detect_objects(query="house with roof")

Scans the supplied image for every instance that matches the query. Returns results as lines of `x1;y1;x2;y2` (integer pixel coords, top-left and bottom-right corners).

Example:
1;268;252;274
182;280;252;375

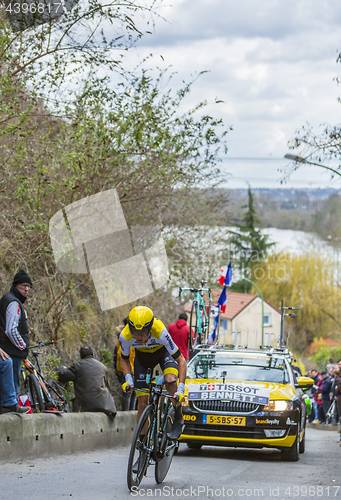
210;290;281;348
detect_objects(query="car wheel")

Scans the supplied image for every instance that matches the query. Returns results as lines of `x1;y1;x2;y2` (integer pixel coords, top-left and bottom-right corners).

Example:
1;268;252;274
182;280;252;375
299;424;306;454
187;443;202;449
281;424;300;462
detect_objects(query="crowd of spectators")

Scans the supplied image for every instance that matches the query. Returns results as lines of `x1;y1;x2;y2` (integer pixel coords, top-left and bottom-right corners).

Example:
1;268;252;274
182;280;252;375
306;359;341;424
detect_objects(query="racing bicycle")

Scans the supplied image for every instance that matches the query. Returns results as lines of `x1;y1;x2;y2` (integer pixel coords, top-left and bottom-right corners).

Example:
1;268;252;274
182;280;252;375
21;341;70;412
127;369;179;491
179;280;212;351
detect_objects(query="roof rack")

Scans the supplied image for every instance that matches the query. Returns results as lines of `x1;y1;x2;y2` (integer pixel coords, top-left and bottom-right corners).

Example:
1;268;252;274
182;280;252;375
192;343;290;357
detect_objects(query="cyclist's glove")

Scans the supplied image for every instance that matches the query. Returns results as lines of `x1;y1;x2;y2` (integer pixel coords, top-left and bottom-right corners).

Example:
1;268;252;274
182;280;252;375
175;382;186;403
175;393;186;403
122;373;134;393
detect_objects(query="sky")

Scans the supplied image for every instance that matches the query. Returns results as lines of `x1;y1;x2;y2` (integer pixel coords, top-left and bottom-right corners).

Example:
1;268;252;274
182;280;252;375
127;0;341;189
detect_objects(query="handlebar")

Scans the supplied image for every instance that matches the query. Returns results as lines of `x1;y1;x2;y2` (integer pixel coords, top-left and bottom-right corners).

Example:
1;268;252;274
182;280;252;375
143;369;185;402
29;341;54;350
136;387;182;401
179;286;212;299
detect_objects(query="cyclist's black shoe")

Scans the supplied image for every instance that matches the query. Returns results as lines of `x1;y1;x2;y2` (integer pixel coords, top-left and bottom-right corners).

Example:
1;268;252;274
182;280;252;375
1;405;30;414
168;406;184;441
133;435;146;473
132;457;141;474
133;449;147;474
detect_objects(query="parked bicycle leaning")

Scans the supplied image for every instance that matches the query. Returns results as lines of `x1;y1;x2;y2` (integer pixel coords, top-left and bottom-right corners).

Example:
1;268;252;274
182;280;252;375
22;341;70;412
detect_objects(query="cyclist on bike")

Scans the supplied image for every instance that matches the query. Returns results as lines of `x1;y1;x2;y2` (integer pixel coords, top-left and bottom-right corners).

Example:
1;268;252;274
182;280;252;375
120;306;187;440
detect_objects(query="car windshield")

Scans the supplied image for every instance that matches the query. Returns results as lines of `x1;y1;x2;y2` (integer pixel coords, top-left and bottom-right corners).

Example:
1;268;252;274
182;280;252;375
187;353;290;384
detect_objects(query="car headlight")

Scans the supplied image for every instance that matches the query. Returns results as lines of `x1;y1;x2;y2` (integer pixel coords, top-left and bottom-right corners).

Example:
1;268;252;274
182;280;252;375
262;400;294;411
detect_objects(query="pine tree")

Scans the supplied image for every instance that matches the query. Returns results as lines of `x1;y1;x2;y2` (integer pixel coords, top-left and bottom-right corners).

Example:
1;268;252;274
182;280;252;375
230;187;274;292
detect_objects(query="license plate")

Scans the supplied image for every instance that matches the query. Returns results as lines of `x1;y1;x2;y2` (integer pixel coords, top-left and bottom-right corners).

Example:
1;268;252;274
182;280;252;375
203;415;246;426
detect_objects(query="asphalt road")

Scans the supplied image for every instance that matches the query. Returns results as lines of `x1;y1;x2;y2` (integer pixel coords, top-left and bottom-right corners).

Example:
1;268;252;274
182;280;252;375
1;427;340;500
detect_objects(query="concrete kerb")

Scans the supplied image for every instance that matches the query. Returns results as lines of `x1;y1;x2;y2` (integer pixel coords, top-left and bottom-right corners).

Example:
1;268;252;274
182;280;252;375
0;410;137;463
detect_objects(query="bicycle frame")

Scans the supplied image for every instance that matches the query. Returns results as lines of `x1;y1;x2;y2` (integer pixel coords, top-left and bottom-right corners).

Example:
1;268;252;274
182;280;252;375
22;356;50;399
179;280;212;347
141;374;177;461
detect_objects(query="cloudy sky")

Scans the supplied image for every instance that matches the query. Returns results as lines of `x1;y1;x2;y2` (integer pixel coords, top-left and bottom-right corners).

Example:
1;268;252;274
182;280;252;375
128;0;341;189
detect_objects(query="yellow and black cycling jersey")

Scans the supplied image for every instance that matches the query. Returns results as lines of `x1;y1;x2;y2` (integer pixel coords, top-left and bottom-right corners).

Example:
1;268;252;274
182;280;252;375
119;318;180;359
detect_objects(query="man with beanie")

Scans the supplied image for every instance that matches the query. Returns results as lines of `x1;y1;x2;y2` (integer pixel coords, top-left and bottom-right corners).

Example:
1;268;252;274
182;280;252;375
0;270;32;401
168;313;191;361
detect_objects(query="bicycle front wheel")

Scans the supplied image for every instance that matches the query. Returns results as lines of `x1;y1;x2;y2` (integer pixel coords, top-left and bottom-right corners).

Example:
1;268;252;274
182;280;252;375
127;405;155;491
28;374;45;411
189;301;200;351
155;406;176;484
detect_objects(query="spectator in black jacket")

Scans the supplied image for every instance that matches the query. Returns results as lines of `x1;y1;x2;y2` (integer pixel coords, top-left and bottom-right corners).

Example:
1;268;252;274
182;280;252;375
320;370;332;422
58;346;116;418
0;270;32;400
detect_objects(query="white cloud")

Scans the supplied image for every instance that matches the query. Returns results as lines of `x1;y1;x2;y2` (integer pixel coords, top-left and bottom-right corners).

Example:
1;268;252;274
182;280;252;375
122;0;341;187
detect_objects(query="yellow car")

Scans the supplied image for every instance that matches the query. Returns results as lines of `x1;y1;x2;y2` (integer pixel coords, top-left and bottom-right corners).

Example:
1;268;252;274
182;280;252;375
180;347;313;461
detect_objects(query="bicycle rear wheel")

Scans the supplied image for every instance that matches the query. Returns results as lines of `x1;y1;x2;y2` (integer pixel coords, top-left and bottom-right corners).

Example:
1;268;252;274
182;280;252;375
127;405;155;491
28;374;45;411
189;301;200;351
47;379;70;412
155;406;176;484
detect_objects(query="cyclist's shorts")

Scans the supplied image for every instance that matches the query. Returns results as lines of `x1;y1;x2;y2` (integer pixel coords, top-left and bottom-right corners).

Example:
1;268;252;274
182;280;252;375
134;347;178;397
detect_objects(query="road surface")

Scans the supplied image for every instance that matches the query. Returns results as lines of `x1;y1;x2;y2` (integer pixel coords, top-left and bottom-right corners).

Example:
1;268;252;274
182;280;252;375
1;427;340;500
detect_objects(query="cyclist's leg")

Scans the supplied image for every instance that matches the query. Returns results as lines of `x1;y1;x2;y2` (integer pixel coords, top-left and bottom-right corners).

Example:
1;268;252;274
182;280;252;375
134;355;154;434
160;354;183;440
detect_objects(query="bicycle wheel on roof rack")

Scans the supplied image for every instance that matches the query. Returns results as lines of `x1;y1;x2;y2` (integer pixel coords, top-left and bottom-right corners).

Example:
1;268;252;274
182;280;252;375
189;301;200;351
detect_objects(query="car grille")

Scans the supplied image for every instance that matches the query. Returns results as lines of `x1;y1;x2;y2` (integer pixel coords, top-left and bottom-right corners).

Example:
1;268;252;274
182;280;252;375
183;423;266;439
192;400;259;414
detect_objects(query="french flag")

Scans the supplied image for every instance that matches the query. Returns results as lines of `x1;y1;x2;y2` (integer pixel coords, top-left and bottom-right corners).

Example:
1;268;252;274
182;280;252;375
217;286;227;313
218;261;232;287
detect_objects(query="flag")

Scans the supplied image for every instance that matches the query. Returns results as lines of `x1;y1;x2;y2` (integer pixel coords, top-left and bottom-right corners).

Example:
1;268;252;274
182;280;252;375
209;313;219;344
217;285;227;313
218;261;232;287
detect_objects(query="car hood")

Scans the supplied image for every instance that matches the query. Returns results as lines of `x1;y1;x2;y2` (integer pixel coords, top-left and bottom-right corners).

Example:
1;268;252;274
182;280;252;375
185;378;295;400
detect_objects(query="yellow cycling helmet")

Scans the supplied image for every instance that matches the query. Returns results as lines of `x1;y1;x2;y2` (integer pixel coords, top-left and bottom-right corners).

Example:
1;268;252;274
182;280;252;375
128;306;154;336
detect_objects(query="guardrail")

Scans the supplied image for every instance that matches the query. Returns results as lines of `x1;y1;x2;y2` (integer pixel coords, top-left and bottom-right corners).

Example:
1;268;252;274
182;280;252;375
0;411;137;463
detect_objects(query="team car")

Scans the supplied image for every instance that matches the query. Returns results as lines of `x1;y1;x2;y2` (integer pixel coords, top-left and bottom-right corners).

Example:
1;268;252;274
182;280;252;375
179;346;313;461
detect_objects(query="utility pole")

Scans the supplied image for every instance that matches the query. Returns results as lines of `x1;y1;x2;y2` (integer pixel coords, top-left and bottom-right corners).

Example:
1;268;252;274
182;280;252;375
279;300;299;348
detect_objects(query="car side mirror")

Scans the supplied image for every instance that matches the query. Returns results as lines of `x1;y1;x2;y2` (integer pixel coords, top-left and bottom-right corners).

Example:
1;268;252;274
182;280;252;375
295;376;314;389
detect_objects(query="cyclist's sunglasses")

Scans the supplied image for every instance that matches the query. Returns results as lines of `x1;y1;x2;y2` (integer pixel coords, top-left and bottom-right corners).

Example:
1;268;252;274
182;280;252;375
128;320;153;337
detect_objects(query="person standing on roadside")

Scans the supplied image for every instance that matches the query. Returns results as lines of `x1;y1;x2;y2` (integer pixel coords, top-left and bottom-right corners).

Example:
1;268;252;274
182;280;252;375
0;347;30;413
320;370;332;422
0;270;32;399
168;312;192;361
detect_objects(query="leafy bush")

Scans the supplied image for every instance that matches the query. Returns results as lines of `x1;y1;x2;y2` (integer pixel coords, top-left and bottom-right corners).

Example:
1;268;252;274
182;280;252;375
308;339;341;370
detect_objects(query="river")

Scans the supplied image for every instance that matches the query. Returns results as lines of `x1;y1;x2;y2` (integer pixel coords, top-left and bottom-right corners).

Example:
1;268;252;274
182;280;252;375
261;227;334;256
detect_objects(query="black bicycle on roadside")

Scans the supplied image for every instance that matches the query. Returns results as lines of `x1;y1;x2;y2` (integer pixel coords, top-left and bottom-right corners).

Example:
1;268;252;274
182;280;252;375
127;369;180;491
21;341;70;412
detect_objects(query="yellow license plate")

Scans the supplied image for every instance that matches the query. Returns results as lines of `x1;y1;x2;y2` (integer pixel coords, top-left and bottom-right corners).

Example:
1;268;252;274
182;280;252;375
203;415;246;426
